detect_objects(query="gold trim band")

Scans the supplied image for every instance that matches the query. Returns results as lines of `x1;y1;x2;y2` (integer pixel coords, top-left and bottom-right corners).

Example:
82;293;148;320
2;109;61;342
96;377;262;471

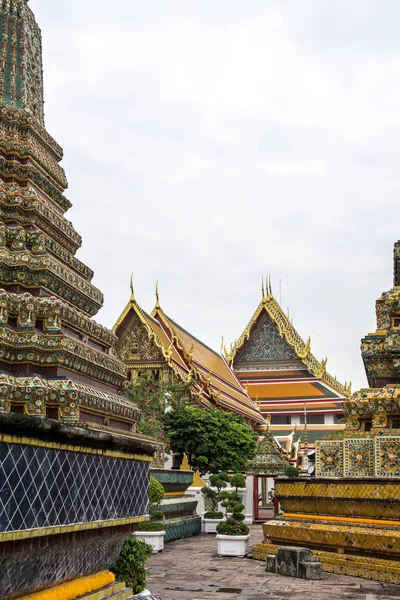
0;515;150;543
0;433;153;462
284;513;400;528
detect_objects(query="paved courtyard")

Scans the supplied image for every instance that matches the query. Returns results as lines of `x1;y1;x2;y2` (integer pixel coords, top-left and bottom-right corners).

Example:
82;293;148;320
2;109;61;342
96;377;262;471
147;525;400;600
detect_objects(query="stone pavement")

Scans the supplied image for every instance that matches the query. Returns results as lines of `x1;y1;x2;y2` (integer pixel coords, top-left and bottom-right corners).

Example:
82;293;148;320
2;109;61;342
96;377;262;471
146;525;400;600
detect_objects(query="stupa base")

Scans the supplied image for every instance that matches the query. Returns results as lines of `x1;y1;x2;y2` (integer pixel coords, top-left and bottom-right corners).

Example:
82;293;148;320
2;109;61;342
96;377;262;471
253;541;400;584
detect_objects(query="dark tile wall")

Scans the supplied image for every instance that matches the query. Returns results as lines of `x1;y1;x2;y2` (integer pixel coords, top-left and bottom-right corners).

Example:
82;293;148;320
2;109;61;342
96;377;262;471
0;529;128;600
0;441;150;531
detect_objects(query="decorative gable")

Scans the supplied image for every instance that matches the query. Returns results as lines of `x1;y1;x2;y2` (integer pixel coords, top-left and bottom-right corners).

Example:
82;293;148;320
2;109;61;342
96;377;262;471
115;311;164;363
235;311;299;364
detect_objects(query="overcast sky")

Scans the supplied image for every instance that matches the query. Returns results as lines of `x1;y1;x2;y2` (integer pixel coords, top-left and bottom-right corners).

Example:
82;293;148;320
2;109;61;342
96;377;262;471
33;0;400;392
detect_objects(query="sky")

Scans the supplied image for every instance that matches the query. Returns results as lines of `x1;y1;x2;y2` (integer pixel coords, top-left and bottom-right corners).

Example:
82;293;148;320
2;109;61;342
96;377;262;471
32;0;400;392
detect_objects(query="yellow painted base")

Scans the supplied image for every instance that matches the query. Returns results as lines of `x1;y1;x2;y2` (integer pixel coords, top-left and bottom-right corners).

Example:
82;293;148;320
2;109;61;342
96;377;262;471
253;542;400;584
15;571;115;600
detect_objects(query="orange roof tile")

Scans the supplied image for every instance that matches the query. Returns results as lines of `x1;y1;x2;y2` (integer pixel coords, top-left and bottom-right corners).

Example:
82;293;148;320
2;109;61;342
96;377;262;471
248;382;326;399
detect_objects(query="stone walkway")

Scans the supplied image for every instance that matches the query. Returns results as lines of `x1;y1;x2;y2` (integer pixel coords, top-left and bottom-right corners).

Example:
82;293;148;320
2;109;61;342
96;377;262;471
147;525;400;600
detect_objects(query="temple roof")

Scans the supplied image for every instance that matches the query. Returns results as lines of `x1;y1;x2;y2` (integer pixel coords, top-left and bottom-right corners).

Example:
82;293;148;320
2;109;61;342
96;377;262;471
227;277;350;400
113;283;265;426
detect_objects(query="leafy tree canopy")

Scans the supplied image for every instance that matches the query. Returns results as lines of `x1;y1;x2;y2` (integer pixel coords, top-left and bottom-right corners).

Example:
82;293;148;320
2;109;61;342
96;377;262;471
127;371;191;445
164;405;257;475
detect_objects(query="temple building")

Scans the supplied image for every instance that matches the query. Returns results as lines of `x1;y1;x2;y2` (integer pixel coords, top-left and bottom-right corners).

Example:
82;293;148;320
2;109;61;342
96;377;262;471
113;282;265;427
225;277;351;449
253;241;400;584
0;2;156;598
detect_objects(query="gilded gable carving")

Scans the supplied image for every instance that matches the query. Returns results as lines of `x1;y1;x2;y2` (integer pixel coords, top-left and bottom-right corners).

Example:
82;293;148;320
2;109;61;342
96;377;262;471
116;313;164;362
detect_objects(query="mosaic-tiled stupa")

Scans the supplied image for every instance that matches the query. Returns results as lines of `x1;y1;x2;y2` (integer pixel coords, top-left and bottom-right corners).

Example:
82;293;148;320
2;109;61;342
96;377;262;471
253;241;400;583
0;2;157;598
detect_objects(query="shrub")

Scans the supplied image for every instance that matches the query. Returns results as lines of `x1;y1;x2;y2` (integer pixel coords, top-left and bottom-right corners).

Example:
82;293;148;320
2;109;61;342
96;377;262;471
112;536;152;594
137;521;165;532
216;517;249;536
203;511;223;519
284;466;300;478
230;473;246;491
150;510;163;521
149;476;165;506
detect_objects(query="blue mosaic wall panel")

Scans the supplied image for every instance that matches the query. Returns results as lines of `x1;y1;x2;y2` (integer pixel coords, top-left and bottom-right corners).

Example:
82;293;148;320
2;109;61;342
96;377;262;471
0;441;149;532
235;312;299;362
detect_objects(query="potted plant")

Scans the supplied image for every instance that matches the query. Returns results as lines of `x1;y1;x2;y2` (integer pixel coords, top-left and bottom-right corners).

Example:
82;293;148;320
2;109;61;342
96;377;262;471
201;471;229;525
134;476;166;553
203;510;224;534
216;492;250;557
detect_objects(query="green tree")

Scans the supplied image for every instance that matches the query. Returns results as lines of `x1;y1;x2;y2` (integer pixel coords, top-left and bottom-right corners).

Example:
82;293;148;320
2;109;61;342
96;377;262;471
164;406;257;475
127;371;191;444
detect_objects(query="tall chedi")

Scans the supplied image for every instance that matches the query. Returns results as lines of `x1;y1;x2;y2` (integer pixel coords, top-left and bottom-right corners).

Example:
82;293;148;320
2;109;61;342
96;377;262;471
0;0;136;431
253;242;400;584
0;3;157;599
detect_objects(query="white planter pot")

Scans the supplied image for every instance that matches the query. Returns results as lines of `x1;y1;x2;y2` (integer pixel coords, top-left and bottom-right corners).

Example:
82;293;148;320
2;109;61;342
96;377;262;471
203;518;224;534
216;534;250;557
134;530;165;553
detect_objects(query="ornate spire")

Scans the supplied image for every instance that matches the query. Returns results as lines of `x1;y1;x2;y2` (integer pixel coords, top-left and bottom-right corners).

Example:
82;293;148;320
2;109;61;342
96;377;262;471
394;241;400;287
130;273;135;303
155;281;160;309
0;0;44;124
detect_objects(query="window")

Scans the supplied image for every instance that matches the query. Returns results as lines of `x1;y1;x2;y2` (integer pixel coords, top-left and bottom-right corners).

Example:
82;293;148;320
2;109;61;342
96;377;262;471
393;317;400;329
390;416;400;429
300;414;325;425
270;415;291;425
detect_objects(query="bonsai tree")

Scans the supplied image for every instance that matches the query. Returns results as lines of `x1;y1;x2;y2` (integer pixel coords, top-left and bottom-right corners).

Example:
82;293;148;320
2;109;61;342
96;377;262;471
201;485;219;511
164;406;257;475
230;473;246;493
216;491;249;536
209;472;230;493
201;471;230;512
138;476;165;532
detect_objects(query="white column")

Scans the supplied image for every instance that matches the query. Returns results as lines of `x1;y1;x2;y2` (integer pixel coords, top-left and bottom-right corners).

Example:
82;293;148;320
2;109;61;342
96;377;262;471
244;475;254;524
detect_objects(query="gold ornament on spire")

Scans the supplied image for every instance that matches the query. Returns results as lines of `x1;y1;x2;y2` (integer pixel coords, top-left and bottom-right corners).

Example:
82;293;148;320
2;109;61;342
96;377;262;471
155;280;160;309
262;276;266;304
130;272;135;303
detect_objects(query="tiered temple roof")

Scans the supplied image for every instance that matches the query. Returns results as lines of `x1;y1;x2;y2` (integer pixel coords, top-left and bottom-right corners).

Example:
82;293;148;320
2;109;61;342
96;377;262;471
227;277;350;440
0;0;144;437
113;282;265;426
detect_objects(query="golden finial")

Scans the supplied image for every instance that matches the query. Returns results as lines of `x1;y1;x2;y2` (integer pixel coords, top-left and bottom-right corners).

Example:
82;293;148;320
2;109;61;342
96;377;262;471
130;272;135;303
221;336;224;353
266;413;271;430
298;336;311;360
318;357;328;377
155;280;160;309
266;274;272;297
262;276;266;304
287;306;290;320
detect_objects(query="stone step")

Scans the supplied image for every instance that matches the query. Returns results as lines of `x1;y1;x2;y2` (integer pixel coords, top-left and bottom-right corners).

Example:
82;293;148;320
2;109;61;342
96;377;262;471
76;582;132;600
